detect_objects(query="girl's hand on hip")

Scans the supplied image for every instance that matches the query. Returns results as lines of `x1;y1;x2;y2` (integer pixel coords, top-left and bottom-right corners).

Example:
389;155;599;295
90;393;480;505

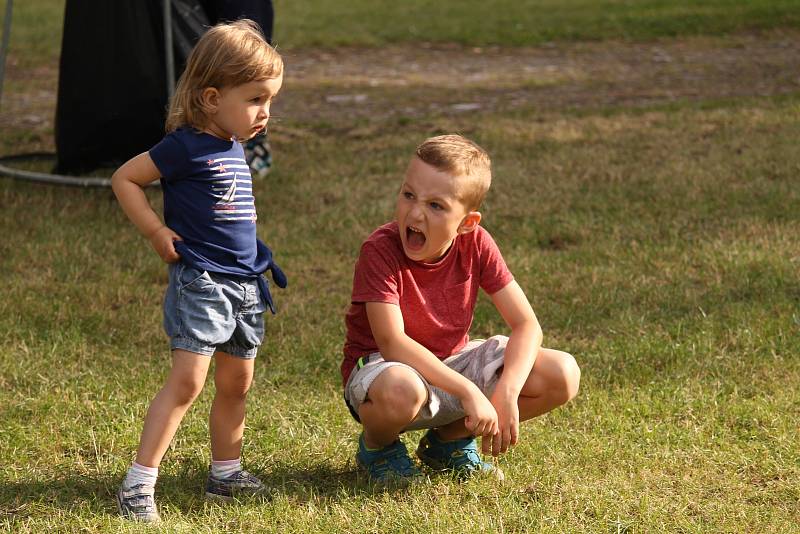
149;226;182;263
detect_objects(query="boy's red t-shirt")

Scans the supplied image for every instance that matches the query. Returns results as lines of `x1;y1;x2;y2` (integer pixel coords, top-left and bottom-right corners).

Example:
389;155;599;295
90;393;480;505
341;222;513;384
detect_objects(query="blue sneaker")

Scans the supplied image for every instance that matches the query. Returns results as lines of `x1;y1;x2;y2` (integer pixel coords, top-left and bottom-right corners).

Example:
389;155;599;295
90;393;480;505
205;469;265;501
356;434;423;485
416;429;504;481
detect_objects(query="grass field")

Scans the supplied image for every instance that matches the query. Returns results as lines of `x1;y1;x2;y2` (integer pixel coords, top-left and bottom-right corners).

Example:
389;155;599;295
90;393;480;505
4;0;800;65
275;0;800;47
1;1;799;532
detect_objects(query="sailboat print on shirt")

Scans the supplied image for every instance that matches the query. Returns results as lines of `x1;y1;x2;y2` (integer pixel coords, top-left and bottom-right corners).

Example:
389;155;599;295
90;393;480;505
208;157;258;223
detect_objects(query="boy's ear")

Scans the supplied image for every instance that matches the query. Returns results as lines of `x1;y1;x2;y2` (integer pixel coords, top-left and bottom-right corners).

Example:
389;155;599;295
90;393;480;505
458;211;482;234
199;87;221;114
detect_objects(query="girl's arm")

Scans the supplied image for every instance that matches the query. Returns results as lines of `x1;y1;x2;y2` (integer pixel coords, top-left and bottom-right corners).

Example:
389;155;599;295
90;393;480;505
111;152;181;263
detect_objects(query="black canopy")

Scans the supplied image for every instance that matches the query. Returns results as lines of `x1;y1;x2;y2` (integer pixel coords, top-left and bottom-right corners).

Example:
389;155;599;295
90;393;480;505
54;0;273;174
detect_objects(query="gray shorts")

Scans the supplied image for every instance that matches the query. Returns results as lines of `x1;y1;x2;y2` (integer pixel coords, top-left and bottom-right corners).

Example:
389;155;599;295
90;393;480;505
344;336;508;431
163;262;267;359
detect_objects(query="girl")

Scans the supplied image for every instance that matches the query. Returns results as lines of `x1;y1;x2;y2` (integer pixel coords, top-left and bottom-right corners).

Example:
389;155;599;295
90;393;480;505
111;19;285;522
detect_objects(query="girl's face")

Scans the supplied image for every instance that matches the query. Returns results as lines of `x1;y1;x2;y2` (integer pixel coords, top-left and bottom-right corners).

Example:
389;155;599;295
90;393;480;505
203;73;283;141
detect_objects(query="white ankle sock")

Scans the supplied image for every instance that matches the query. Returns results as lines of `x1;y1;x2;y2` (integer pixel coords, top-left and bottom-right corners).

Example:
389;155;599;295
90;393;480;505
123;462;158;488
211;458;242;479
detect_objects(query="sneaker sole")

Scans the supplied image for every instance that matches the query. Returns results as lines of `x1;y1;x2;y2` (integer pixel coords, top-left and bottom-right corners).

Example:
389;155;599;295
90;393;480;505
204;491;234;502
205;487;267;502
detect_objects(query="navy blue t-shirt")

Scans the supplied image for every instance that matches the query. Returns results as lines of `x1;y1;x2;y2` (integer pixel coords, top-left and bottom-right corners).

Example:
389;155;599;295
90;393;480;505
149;128;272;278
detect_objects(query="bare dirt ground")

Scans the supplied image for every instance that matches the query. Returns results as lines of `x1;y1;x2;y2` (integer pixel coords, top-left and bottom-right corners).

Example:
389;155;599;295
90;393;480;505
2;30;800;150
281;31;800;125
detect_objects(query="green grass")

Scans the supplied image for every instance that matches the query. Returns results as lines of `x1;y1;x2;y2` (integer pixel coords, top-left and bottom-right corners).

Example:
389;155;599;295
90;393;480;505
273;0;800;47
0;0;63;68
4;0;800;69
2;94;799;533
2;1;800;532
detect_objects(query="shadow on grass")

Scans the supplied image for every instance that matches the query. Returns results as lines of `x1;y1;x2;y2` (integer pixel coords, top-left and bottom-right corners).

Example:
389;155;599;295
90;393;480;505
0;472;118;520
0;461;414;521
257;460;412;501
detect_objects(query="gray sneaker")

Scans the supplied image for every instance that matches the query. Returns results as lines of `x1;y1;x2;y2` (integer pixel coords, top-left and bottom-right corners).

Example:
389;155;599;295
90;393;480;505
116;483;161;523
205;469;264;501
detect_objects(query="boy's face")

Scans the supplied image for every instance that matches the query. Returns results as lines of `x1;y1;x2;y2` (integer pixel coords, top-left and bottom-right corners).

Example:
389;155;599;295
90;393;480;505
395;157;481;263
204;74;283;141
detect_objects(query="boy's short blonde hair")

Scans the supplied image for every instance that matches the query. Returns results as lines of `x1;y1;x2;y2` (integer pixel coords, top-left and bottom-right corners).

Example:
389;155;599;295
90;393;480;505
415;134;492;211
166;19;283;132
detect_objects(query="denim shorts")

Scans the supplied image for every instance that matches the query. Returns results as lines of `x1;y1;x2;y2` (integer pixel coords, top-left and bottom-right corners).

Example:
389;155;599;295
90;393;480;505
344;336;508;430
163;262;267;359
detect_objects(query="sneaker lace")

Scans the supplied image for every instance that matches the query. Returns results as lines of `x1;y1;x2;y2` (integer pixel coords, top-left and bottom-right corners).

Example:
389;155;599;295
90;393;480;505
219;469;261;489
237;470;261;484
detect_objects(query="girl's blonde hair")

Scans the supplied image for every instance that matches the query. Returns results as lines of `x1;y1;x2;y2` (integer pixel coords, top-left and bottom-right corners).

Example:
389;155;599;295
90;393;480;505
415;134;492;211
165;19;283;132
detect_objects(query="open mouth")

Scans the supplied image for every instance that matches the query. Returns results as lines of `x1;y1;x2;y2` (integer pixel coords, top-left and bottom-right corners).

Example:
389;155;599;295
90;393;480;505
405;225;426;251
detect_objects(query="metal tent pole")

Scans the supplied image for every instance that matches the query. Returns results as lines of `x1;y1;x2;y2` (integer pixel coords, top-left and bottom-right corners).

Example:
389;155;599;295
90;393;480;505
0;0;13;111
163;0;175;99
0;158;111;187
0;1;164;187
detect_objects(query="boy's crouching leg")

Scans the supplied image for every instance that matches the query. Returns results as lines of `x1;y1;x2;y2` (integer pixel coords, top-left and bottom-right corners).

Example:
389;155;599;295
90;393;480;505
359;366;427;446
517;348;581;422
355;366;427;484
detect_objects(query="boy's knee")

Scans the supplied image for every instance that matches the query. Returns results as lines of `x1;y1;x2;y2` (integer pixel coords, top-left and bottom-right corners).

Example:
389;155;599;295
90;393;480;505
555;352;581;404
369;369;426;422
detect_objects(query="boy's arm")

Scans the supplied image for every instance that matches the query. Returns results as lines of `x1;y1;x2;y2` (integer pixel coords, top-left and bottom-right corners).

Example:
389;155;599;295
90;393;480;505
488;280;543;456
366;301;499;439
111;152;182;263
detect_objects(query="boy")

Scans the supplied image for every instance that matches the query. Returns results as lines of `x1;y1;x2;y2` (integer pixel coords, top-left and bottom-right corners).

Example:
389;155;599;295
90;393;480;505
342;135;580;482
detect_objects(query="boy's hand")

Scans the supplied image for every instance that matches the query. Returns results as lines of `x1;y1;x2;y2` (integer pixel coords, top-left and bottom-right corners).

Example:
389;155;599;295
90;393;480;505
149;226;182;263
461;387;499;443
488;390;520;456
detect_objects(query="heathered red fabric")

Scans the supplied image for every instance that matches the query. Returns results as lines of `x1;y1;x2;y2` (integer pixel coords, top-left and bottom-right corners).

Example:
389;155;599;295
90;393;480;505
341;222;513;384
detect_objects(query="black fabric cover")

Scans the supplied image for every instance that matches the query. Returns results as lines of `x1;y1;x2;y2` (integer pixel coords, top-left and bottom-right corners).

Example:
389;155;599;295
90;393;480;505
55;0;209;173
200;0;274;43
